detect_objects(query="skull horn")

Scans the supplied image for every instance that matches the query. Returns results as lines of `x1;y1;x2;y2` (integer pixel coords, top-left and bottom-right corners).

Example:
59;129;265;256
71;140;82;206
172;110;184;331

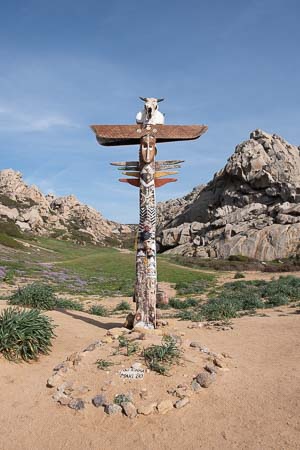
139;97;147;102
157;98;164;103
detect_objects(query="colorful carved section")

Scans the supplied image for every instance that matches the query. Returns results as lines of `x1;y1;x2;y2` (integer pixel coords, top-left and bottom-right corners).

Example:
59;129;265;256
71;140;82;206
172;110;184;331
134;136;157;329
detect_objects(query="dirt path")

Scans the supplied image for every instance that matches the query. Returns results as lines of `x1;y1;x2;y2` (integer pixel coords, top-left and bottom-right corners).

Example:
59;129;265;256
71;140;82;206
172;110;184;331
0;301;299;450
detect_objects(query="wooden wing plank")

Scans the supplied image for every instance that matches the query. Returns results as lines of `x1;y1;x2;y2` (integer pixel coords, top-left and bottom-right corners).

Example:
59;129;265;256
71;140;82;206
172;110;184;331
121;171;140;178
119;178;140;187
91;125;208;146
155;178;177;187
155;171;178;178
110;161;139;167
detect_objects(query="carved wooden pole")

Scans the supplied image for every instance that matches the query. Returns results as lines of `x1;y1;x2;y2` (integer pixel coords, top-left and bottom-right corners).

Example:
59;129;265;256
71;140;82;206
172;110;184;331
90;101;208;330
134;134;157;329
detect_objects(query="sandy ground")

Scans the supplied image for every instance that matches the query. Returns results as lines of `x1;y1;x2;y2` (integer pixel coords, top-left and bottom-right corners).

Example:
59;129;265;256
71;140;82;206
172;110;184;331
0;298;299;450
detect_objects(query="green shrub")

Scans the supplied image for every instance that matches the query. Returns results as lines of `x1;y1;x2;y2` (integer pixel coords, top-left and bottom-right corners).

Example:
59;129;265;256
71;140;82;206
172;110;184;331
56;298;84;311
261;276;300;302
264;294;290;307
143;335;181;375
114;394;131;405
228;254;253;262
0;307;56;361
169;297;198;309
201;297;240;321
114;301;131;312
0;233;24;249
118;335;139;356
96;359;115;370
0;220;23;237
175;280;209;295
234;272;245;279
3;269;15;283
89;304;109;316
157;302;169;310
9;283;57;310
176;310;203;321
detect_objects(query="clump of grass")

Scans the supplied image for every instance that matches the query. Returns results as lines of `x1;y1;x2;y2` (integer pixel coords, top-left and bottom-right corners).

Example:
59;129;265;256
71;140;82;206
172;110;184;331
56;298;84;311
264;294;289;307
176;310;203;321
118;335;139;356
175;280;210;296
9;283;57;310
169;297;198;309
0;307;56;361
157;302;169;310
201;297;241;321
89;304;109;316
143;335;181;375
234;272;245;279
95;359;115;370
114;301;131;312
114;394;131;405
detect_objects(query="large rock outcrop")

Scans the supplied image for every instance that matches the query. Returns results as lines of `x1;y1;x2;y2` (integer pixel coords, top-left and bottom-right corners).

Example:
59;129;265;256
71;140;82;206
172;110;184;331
157;130;300;260
0;169;132;245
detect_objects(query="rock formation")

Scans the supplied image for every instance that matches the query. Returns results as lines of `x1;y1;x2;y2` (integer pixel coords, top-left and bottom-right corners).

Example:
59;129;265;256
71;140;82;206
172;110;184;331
0;169;132;245
157;130;300;261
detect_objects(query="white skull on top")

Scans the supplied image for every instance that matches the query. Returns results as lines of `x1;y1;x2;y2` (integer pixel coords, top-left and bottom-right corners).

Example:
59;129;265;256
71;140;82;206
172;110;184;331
136;97;165;126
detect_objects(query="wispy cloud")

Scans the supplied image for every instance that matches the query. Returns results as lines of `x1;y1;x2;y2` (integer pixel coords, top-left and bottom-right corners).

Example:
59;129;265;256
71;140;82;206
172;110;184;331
0;104;77;132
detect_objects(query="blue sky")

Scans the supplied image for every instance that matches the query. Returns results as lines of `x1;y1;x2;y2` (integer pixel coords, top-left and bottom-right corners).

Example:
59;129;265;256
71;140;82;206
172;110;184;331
1;0;299;223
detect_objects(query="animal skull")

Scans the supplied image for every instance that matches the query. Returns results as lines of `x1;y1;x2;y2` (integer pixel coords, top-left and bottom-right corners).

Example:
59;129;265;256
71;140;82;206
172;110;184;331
136;97;165;125
139;97;164;122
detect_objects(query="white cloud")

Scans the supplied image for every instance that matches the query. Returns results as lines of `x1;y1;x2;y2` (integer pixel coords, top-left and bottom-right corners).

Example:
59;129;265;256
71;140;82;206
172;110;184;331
0;104;77;132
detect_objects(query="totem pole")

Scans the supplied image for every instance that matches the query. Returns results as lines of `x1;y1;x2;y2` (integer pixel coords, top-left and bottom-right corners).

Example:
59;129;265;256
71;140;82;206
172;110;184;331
91;98;207;329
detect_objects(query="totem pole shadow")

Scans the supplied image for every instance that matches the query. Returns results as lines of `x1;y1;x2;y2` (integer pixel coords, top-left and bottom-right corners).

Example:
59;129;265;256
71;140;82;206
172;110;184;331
55;308;122;330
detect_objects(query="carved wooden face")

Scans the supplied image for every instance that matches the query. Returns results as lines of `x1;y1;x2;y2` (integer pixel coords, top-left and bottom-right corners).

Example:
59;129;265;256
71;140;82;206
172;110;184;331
141;135;156;163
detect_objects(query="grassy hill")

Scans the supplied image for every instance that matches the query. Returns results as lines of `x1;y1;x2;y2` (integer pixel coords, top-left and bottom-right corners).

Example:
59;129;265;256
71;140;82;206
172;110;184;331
0;233;215;297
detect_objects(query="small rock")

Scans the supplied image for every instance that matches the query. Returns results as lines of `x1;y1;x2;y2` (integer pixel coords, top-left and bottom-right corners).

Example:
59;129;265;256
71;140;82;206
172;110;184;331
52;391;71;406
68;398;85;411
139;388;148;400
71;385;90;396
121;401;137;419
104;404;122;415
196;372;216;388
53;362;67;372
175;397;190;409
127;331;143;341
57;381;73;394
83;340;102;352
124;312;135;329
188;322;204;329
92;394;107;408
131;362;142;370
204;364;217;374
175;387;193;398
157;399;174;414
213;357;225;368
191;379;201;392
190;341;202;348
107;327;130;338
199;346;209;353
137;403;157;415
102;336;113;344
67;352;83;366
47;374;63;388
